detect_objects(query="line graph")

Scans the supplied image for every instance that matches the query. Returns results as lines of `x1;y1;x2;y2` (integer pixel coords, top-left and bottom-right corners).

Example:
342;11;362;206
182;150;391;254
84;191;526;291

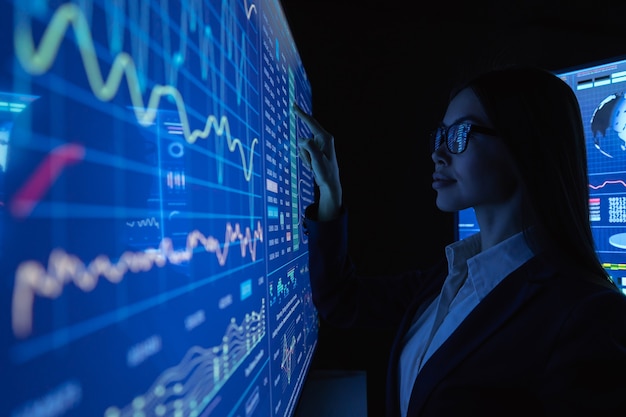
14;2;258;181
104;300;266;417
11;221;263;338
281;330;296;388
126;217;160;229
10;143;85;218
589;179;626;190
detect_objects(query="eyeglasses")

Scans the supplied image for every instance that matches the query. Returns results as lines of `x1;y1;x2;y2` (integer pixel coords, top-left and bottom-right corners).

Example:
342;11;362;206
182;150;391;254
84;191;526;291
431;121;499;154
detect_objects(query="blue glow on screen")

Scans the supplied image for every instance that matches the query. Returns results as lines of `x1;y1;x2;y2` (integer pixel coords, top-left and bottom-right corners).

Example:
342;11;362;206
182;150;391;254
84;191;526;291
0;1;319;416
456;58;626;294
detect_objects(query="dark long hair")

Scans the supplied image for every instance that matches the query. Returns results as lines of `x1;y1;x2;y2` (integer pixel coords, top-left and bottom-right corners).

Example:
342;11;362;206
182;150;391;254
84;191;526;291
459;65;614;287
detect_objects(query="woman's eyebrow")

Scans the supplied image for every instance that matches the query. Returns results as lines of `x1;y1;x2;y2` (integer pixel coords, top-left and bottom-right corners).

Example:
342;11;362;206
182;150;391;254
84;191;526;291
442;115;486;128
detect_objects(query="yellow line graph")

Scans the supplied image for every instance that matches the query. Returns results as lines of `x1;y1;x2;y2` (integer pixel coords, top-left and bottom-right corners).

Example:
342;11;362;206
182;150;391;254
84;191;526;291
13;2;258;181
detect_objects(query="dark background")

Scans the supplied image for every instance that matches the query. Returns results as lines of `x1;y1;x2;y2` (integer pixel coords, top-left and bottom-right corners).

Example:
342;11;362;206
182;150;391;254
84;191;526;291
278;1;626;415
280;0;626;271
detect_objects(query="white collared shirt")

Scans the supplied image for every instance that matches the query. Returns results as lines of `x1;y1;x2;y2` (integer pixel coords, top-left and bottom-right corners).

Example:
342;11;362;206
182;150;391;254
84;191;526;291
398;231;534;417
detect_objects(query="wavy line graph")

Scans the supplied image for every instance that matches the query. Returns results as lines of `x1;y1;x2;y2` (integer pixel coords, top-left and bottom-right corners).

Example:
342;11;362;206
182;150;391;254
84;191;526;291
281;332;296;387
125;217;160;228
14;2;258;181
589;179;626;190
11;221;263;338
244;0;257;19
91;0;256;94
105;300;265;417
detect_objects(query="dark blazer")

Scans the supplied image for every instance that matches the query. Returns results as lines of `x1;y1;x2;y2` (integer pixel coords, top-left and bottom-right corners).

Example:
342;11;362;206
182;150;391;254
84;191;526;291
304;208;626;417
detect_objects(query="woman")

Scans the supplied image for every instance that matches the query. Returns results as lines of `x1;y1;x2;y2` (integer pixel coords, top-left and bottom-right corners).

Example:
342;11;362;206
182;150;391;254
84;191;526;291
294;65;626;416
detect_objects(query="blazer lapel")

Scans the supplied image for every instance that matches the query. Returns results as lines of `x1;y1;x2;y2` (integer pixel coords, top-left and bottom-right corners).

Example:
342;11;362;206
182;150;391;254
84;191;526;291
405;256;553;415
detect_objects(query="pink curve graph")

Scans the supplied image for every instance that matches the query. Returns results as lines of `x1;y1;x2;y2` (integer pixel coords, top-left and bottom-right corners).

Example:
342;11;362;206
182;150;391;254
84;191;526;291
10;143;85;218
589;179;626;190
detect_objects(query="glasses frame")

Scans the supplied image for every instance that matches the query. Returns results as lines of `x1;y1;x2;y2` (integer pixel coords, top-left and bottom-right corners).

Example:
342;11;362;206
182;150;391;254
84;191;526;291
431;121;499;154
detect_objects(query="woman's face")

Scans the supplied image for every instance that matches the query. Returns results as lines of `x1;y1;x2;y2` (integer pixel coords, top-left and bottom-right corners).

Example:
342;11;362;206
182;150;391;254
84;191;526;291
431;87;520;213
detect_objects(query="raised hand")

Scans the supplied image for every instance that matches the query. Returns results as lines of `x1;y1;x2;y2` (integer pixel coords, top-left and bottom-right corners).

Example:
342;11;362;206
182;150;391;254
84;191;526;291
293;103;342;220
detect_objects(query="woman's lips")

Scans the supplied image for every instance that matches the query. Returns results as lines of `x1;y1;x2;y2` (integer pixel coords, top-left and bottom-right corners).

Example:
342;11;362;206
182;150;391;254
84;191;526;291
432;173;455;189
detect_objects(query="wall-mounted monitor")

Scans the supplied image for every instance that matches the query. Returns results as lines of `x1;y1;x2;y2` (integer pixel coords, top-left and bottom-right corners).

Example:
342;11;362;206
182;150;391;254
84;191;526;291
0;1;319;416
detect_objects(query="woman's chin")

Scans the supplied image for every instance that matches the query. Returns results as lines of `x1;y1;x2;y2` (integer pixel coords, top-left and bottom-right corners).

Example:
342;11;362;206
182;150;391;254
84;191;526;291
435;197;465;213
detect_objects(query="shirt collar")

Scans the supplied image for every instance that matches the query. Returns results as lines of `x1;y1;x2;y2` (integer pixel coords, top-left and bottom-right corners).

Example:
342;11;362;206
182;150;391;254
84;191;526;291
445;231;534;299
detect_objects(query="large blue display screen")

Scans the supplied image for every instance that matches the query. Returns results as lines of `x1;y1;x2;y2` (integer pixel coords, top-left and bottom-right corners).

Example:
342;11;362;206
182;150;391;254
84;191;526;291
0;1;318;416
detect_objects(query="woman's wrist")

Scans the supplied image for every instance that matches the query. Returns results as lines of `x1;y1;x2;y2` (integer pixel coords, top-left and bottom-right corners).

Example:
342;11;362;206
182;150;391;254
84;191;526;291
317;186;342;221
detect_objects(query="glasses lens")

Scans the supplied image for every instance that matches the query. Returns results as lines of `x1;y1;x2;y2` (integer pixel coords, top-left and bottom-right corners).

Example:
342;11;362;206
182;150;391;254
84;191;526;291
431;127;444;152
447;123;470;154
432;122;474;154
